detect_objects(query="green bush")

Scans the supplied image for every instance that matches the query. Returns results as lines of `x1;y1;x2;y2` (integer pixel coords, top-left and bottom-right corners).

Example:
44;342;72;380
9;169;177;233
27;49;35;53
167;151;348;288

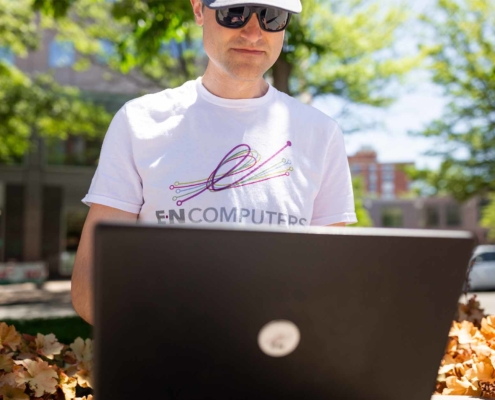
1;316;92;344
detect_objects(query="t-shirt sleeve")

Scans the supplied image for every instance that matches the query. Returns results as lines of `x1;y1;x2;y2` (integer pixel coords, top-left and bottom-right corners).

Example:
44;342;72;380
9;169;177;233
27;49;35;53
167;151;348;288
311;121;358;226
81;105;143;214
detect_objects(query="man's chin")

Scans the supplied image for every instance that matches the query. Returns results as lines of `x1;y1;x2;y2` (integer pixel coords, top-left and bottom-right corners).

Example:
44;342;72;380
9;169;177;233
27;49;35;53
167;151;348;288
225;66;268;82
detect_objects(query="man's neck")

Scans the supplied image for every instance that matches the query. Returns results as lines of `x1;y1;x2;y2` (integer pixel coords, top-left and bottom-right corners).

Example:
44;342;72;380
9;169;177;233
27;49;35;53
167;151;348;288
201;65;269;100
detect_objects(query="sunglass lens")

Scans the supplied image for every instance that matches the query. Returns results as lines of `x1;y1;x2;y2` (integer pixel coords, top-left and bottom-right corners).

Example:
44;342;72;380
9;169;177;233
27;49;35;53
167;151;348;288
217;7;250;27
260;8;290;31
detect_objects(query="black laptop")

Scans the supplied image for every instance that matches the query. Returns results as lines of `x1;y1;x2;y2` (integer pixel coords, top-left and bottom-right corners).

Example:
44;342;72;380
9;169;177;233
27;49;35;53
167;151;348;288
93;223;474;400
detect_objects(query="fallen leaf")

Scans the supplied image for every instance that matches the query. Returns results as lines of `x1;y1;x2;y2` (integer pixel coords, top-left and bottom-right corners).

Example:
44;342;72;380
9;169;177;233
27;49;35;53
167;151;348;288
439;354;457;374
482;317;495;340
21;334;36;343
480;380;495;398
35;333;64;360
14;359;58;397
70;338;93;369
0;385;29;400
0;353;15;373
443;376;479;396
0;372;17;388
63;351;78;365
465;361;495;382
75;368;92;388
0;323;21;351
70;338;93;388
59;372;77;400
449;321;484;345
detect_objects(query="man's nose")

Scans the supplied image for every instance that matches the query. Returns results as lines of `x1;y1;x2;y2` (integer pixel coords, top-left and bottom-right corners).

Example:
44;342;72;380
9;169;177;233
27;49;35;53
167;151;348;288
239;13;263;42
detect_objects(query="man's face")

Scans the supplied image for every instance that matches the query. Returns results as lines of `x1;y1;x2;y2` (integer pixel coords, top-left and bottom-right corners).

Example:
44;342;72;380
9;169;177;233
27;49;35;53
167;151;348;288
191;1;285;82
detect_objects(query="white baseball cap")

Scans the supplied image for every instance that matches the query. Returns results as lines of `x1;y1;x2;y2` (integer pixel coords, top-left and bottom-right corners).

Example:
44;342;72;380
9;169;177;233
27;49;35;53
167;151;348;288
203;0;302;14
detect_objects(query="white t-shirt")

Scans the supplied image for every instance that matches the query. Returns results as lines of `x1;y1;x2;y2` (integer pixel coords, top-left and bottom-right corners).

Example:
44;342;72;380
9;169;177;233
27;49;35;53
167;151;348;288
82;77;357;227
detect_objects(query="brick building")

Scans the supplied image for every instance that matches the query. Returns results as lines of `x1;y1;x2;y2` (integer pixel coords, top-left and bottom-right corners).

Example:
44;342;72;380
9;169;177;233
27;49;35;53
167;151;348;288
347;147;491;243
364;196;490;244
348;146;412;199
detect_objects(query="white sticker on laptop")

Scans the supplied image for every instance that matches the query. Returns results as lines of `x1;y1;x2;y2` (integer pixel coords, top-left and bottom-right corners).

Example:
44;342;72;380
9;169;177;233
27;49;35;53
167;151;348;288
258;320;300;357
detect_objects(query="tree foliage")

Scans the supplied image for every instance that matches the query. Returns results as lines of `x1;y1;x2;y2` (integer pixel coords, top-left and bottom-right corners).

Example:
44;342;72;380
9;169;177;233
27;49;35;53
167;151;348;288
351;177;373;227
0;0;112;164
481;194;495;241
282;0;428;102
409;0;495;202
0;69;110;163
33;0;206;89
33;0;426;125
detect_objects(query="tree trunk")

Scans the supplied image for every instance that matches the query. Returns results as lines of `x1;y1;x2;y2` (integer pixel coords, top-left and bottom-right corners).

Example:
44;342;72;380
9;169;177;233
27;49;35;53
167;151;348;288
272;56;293;95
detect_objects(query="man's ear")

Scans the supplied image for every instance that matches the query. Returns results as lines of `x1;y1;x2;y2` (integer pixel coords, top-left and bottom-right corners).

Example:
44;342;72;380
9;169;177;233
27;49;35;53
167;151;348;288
190;0;205;26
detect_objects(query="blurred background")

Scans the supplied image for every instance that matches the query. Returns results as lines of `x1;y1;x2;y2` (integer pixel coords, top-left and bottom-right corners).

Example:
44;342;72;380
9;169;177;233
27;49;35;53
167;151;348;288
0;0;494;338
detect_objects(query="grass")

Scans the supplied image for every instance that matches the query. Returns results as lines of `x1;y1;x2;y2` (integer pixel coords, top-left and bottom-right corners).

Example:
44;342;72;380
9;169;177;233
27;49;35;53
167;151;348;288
1;316;93;344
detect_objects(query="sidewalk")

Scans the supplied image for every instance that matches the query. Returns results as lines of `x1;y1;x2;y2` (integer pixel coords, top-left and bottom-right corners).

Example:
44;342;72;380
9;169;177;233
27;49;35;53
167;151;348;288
0;280;77;320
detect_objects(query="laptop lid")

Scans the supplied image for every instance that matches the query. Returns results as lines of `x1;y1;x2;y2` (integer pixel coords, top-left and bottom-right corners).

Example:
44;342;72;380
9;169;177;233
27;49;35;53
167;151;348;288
93;224;474;400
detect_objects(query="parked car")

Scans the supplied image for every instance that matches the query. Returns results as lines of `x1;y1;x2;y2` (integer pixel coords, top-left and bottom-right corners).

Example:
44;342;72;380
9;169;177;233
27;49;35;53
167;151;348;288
467;245;495;291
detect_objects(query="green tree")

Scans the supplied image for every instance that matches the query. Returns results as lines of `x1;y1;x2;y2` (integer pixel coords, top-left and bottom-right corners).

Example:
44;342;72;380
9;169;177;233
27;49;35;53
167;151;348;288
481;194;495;240
0;0;112;163
33;0;206;90
33;0;428;132
407;0;495;240
351;177;373;227
409;0;495;202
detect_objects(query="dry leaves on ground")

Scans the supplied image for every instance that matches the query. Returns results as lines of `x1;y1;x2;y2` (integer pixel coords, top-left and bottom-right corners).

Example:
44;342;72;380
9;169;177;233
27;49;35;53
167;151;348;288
0;322;94;399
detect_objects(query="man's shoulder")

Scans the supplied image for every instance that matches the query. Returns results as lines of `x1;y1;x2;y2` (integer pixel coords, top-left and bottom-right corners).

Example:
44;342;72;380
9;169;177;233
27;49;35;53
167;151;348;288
123;79;197;115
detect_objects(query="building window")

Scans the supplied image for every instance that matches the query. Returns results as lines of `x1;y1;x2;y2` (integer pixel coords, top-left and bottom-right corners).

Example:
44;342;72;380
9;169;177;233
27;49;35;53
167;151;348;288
425;205;440;227
446;203;462;226
382;181;395;199
369;163;377;172
369;180;377;193
96;39;117;64
49;40;75;68
350;164;361;175
381;207;403;227
0;46;15;65
382;164;395;182
45;135;102;166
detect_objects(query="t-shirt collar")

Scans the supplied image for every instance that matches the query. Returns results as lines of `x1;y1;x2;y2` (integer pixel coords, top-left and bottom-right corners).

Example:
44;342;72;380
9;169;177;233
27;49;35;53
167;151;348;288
195;76;275;108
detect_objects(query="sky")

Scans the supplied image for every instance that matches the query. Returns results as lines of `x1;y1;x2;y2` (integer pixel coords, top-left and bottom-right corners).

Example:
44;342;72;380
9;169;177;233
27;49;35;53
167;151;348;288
312;0;447;170
313;80;447;169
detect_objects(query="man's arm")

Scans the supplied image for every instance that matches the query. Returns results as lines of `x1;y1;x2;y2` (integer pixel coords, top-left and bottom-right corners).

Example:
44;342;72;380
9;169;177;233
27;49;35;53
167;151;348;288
71;203;138;325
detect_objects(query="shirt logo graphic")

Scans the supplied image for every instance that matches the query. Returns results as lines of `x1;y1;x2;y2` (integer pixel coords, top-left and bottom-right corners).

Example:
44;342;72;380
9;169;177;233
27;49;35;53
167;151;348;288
170;141;293;206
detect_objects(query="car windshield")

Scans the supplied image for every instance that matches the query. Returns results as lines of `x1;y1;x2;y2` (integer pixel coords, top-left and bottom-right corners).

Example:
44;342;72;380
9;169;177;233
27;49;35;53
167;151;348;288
474;252;495;265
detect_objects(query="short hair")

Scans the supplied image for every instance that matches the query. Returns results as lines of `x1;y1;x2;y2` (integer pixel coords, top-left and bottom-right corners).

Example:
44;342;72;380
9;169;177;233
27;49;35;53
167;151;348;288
202;1;205;11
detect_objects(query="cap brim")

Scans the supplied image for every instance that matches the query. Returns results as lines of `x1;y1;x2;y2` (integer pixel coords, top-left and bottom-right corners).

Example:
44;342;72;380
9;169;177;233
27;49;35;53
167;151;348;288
203;0;302;14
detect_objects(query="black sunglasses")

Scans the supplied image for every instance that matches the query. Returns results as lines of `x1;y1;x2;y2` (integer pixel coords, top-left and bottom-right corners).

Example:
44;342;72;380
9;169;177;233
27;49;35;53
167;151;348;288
211;5;292;32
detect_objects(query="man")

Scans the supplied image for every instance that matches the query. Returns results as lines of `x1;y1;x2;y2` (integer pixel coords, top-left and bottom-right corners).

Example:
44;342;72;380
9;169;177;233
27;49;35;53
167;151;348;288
71;0;358;325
